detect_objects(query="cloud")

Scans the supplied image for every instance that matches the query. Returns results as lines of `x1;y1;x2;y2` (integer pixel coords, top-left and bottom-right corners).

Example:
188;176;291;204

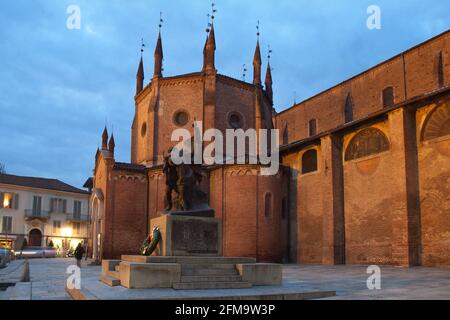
0;0;449;187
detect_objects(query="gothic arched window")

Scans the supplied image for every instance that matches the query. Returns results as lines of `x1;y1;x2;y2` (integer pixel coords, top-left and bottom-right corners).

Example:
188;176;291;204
302;149;318;174
383;86;395;108
282;123;289;145
309;119;317;137
438;51;444;89
264;192;273;219
344;93;354;123
422;103;450;141
345;128;390;161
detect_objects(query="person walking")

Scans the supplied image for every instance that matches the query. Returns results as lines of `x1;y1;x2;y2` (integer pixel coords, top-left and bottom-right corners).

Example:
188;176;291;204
74;243;85;268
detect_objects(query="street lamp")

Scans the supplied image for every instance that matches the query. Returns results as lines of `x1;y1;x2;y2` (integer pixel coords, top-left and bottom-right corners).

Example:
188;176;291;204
61;227;73;257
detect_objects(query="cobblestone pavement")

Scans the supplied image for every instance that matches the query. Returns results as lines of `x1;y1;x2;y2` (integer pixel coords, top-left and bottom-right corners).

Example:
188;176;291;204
2;259;450;300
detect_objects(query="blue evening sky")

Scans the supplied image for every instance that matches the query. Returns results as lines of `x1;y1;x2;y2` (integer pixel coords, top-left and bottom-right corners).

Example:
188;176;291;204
0;0;448;188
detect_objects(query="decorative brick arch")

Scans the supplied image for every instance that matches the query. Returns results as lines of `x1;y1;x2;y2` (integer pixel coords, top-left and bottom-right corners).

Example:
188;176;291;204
301;149;318;174
422;102;450;141
345;127;390;161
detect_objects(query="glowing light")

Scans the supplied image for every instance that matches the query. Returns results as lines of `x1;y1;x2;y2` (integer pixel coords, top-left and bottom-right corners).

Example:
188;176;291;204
61;227;73;237
3;193;11;208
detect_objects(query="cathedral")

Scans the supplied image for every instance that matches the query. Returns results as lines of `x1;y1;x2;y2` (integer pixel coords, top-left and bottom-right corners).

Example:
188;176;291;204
89;25;450;267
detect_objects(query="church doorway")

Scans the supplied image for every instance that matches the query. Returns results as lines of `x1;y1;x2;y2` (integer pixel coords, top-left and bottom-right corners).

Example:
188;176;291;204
29;229;43;247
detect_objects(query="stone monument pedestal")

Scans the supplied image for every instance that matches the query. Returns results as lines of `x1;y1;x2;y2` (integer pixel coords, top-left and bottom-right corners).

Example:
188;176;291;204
150;213;222;257
100;211;282;290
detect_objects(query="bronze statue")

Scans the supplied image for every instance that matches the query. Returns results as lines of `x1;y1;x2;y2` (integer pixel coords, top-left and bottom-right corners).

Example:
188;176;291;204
163;147;207;212
163;148;179;211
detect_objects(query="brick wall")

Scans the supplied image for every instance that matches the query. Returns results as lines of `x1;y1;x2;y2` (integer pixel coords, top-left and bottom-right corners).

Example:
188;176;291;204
275;30;449;146
417;98;450;266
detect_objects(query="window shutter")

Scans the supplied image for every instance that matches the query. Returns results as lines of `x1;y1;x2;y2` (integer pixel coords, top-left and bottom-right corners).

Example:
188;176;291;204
63;200;67;213
0;193;4;209
13;194;19;209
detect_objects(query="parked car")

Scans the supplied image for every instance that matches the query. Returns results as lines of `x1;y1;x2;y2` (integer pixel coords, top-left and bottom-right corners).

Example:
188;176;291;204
15;246;45;259
14;246;60;259
0;248;12;267
43;247;57;258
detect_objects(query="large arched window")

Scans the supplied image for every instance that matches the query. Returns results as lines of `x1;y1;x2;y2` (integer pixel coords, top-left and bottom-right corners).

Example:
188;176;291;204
302;149;318;174
264;192;273;219
345;128;390;161
422;103;450;141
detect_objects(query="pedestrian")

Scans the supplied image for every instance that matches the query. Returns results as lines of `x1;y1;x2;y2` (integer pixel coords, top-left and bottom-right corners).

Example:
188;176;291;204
74;243;85;268
83;241;88;261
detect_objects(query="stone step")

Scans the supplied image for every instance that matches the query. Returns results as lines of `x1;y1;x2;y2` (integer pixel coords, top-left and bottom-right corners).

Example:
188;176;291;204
122;255;256;265
100;274;121;287
181;275;242;283
183;264;237;270
173;281;252;290
105;270;120;279
181;268;238;276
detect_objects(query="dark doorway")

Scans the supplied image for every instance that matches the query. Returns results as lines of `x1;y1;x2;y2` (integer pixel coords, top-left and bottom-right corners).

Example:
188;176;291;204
29;229;42;247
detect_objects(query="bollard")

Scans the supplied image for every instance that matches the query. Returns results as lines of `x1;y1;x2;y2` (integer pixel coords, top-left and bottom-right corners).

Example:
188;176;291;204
20;259;30;282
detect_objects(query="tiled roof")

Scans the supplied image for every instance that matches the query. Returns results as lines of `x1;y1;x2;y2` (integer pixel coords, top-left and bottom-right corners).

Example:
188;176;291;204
0;173;90;195
114;162;146;173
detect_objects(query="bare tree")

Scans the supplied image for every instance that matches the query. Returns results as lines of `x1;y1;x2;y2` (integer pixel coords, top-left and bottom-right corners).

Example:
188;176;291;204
0;163;6;174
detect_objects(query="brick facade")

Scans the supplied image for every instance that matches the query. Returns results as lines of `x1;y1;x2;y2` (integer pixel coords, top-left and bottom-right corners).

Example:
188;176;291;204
91;29;450;266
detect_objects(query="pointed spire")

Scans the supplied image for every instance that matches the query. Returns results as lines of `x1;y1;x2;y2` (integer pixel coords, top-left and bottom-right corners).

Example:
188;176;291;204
253;40;262;85
102;127;108;150
265;62;273;102
136;56;144;95
204;25;216;72
203;35;208;71
108;134;115;155
207;24;216;49
154;31;163;78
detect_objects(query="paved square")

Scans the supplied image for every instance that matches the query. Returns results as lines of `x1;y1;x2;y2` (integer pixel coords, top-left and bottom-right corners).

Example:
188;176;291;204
2;259;450;300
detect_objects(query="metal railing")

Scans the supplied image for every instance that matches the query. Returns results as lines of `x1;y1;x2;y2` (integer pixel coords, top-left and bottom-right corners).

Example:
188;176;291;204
24;210;50;219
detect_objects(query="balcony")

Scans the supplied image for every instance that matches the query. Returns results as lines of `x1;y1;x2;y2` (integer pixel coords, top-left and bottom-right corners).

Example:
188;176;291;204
25;210;50;220
66;213;89;222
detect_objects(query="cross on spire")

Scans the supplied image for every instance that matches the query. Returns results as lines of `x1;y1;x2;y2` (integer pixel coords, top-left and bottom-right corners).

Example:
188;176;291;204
159;12;164;31
256;20;260;40
267;45;272;62
206;2;217;33
141;38;145;56
242;64;248;81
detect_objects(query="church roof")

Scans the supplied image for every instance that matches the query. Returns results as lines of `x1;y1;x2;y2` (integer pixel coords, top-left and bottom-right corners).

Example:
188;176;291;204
0;173;90;195
114;162;146;173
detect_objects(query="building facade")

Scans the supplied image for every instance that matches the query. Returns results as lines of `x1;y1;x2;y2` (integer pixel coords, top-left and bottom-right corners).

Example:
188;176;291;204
90;27;450;267
0;174;90;252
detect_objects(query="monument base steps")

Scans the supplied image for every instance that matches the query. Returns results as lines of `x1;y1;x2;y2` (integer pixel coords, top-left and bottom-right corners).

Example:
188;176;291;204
100;256;282;290
100;274;121;287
